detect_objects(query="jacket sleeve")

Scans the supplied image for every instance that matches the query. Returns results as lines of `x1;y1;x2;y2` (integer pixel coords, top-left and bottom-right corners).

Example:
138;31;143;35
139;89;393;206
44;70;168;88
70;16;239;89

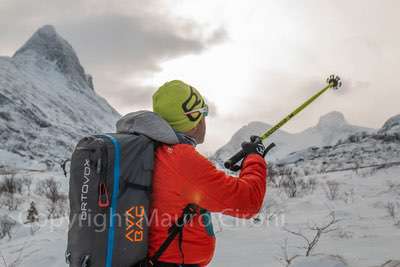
176;145;267;219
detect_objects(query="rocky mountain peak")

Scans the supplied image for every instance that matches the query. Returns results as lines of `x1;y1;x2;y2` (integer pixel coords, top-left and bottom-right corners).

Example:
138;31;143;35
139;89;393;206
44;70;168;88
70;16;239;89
317;111;347;128
13;25;92;89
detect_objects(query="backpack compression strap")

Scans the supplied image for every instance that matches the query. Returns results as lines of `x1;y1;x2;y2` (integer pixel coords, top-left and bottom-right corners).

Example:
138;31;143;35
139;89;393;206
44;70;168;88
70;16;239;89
148;204;198;266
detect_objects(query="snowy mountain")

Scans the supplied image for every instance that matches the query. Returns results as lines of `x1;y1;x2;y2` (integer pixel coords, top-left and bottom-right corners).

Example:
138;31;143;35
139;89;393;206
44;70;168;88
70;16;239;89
213;111;373;163
0;25;120;169
379;114;400;134
276;114;400;175
296;111;373;148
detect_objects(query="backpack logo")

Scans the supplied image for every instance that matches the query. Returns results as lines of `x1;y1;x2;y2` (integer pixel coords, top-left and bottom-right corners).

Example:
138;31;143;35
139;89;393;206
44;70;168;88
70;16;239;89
126;205;145;243
80;159;91;221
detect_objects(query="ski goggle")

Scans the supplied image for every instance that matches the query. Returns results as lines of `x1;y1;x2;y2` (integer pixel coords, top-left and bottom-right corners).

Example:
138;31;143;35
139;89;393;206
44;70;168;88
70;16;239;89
183;105;209;118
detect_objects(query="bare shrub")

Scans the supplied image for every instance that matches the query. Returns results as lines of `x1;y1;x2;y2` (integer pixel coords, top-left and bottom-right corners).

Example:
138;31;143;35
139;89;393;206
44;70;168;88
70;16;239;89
0;193;22;211
298;178;317;195
255;197;285;227
279;168;298;198
36;177;64;203
0;215;17;240
35;177;67;219
284;212;340;257
336;228;354;239
386;181;400;195
385;202;400;227
276;238;299;267
308;178;317;193
0;252;6;267
21;176;33;194
268;163;279;187
324;181;340;201
47;197;67;219
0;174;23;195
303;168;311;176
385;202;396;219
276;167;317;198
0;174;24;211
359;167;377;178
342;188;355;204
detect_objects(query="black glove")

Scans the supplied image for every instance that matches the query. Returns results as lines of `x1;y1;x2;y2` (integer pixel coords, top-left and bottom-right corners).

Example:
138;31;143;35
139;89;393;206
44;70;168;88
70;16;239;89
241;135;267;158
228;137;275;172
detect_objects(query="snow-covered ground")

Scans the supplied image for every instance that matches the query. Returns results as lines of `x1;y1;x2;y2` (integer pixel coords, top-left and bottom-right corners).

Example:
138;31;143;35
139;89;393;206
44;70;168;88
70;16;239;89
1;166;399;267
212;166;400;267
0;168;69;267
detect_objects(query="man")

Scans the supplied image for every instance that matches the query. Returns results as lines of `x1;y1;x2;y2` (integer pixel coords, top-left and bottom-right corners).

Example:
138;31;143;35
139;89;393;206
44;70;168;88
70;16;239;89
148;80;268;267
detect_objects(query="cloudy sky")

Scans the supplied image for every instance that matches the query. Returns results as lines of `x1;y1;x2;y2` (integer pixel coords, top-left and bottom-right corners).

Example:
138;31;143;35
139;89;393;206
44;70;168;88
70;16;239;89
1;0;400;153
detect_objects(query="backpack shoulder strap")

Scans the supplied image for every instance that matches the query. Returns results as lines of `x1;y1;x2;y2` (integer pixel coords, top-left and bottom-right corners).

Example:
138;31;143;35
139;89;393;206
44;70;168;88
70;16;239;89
148;204;198;266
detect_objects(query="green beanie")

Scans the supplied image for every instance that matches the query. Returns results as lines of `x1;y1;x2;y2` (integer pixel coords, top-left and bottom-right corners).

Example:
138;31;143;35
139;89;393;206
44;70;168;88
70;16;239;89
152;80;206;132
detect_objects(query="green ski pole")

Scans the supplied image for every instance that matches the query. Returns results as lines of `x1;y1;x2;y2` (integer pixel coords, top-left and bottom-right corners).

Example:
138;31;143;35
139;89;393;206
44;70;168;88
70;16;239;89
224;75;342;170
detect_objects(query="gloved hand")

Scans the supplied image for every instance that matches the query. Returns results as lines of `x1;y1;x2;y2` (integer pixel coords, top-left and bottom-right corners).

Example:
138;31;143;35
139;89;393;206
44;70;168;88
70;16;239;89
241;135;267;158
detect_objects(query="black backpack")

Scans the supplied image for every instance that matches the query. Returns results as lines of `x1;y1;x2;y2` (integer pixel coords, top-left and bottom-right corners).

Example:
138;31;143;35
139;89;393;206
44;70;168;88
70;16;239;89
66;111;198;267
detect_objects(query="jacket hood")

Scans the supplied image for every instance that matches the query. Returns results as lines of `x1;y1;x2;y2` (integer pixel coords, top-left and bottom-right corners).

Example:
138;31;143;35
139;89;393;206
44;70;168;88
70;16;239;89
116;110;179;144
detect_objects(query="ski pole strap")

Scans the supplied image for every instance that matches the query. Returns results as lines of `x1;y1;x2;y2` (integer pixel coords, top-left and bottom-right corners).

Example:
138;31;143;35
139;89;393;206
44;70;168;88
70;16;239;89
148;204;198;266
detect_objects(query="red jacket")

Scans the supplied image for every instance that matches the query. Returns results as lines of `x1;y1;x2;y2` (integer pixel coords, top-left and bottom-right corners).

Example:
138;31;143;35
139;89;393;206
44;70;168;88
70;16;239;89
148;144;267;266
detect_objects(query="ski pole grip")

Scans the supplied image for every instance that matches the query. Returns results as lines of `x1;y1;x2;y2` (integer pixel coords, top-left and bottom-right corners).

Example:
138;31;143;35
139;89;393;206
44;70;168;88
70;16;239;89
224;149;247;170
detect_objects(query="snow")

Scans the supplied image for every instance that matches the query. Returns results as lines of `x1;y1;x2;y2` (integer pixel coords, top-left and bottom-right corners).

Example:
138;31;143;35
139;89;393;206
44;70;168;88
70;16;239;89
1;166;399;267
0;218;68;267
210;167;400;267
0;150;46;171
290;255;348;267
